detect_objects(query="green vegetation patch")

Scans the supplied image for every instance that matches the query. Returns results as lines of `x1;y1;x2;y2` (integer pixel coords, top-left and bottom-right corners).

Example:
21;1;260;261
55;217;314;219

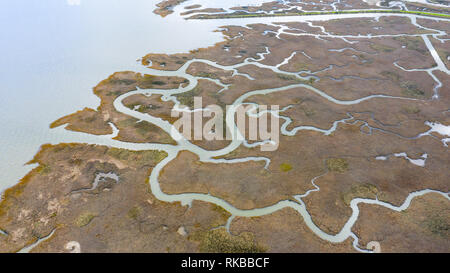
326;158;349;173
37;164;52;175
107;148;168;165
437;51;450;65
301;106;315;117
75;212;96;227
137;74;156;88
402;105;421;114
341;183;379;206
196;72;218;79
280;163;293;172
82;115;96;123
152;80;167;86
306;77;316;84
194;229;266;253
276;73;299;81
295;62;309;71
277;73;316;85
370;42;395;53
192;10;450;20
134;121;159;136
210;204;231;220
118;118;160;136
